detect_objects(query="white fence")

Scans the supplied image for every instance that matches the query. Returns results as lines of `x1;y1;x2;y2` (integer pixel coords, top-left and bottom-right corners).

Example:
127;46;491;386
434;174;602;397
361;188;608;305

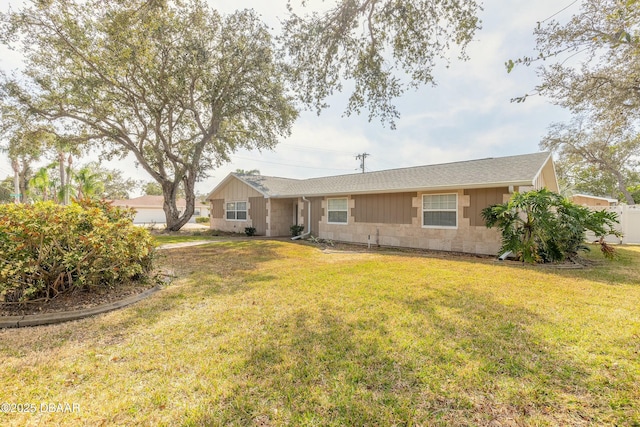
594;205;640;245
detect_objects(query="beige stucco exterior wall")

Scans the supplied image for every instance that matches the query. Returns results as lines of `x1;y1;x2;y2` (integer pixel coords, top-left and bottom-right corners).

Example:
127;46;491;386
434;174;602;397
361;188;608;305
316;190;503;255
210;210;254;234
268;198;296;237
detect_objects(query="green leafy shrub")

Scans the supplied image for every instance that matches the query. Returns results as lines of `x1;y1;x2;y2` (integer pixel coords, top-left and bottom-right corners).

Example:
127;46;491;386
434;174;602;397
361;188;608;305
482;189;621;263
0;199;155;302
245;227;256;236
195;216;209;224
290;224;305;236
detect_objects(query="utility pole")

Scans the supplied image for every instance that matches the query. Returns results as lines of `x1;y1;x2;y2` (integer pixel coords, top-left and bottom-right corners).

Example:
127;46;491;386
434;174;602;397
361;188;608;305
355;153;370;173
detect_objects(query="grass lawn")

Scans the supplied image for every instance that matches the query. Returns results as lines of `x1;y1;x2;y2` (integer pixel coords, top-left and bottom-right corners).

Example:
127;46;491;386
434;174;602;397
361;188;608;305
1;241;639;426
152;234;223;245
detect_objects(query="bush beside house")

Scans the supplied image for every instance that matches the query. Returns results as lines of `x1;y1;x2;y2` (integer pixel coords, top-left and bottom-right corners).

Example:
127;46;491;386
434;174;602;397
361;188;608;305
482;189;621;263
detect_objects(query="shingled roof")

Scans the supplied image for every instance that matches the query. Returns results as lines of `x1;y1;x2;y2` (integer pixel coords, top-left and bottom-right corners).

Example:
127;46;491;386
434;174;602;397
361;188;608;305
208;152;555;199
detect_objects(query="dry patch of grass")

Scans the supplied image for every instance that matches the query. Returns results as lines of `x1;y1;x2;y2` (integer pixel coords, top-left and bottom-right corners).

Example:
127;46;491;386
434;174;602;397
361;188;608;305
1;241;639;426
152;235;221;245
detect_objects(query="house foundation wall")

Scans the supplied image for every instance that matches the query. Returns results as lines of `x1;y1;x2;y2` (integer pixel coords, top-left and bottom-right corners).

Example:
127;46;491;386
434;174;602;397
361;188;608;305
210;217;253;234
316;191;503;255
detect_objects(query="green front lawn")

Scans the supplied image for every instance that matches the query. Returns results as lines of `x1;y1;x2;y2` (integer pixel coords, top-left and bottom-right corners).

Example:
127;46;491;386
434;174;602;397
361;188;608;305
1;241;639;426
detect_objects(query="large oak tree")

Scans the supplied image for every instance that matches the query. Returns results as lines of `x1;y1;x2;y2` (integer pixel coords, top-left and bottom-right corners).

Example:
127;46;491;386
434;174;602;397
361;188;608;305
509;0;639;116
1;0;298;230
1;0;483;229
510;0;640;201
542;116;640;204
283;0;482;127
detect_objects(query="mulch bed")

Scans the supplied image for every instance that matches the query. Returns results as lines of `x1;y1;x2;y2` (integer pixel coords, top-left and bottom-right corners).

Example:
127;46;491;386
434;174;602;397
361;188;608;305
0;280;158;318
305;240;592;268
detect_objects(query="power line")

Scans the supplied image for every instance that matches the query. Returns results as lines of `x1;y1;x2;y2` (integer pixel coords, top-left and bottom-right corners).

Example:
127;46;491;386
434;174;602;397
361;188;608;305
540;0;578;23
231;155;354;172
278;142;356;155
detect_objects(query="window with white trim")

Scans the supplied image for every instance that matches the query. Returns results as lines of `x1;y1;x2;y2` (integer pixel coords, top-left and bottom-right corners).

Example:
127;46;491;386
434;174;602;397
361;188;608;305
327;198;348;224
422;194;457;228
226;201;247;220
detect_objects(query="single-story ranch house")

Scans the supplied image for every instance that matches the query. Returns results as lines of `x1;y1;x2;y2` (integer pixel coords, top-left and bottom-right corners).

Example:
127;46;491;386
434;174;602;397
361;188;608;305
570;194;618;209
205;152;558;255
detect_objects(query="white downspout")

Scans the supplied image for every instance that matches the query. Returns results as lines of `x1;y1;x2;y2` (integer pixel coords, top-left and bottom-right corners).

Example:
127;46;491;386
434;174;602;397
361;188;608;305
292;196;311;240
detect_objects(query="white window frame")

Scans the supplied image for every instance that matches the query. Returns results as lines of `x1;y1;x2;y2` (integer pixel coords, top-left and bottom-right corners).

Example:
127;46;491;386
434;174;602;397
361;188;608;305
422;193;458;229
226;201;247;221
327;197;348;225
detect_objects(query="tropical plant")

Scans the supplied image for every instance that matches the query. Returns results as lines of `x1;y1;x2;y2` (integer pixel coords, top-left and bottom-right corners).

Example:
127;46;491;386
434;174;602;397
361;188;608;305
482;189;620;263
29;165;55;202
82;162;139;200
73;165;104;199
0;176;12;203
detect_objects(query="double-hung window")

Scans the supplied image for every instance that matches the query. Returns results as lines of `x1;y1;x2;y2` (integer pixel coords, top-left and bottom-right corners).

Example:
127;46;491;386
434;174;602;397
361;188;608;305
327;198;348;224
423;194;457;228
226;201;247;220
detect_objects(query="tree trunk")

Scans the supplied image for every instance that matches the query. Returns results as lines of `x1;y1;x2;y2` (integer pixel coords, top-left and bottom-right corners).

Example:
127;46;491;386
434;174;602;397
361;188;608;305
18;160;30;203
161;174;196;231
65;154;72;204
612;169;635;205
11;159;20;204
58;151;67;205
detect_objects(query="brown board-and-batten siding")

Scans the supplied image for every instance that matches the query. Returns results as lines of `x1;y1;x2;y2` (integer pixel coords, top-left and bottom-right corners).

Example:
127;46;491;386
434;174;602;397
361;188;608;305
211;199;224;219
463;187;509;226
352;192;417;224
249;197;268;235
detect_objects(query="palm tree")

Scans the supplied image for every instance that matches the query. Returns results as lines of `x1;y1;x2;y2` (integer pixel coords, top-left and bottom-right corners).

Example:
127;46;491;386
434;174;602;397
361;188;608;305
73;166;104;199
29;166;53;201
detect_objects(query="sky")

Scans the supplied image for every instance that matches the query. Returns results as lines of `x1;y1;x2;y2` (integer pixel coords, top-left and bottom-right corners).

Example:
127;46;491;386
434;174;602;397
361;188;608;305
0;0;577;196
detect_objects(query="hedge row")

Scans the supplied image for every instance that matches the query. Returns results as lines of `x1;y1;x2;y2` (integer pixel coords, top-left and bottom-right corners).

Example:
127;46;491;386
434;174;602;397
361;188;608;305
0;199;155;302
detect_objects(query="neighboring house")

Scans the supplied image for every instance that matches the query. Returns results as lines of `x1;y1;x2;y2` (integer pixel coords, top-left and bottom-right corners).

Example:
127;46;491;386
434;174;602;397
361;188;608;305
570;194;618;209
110;195;210;224
205;152;558;255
